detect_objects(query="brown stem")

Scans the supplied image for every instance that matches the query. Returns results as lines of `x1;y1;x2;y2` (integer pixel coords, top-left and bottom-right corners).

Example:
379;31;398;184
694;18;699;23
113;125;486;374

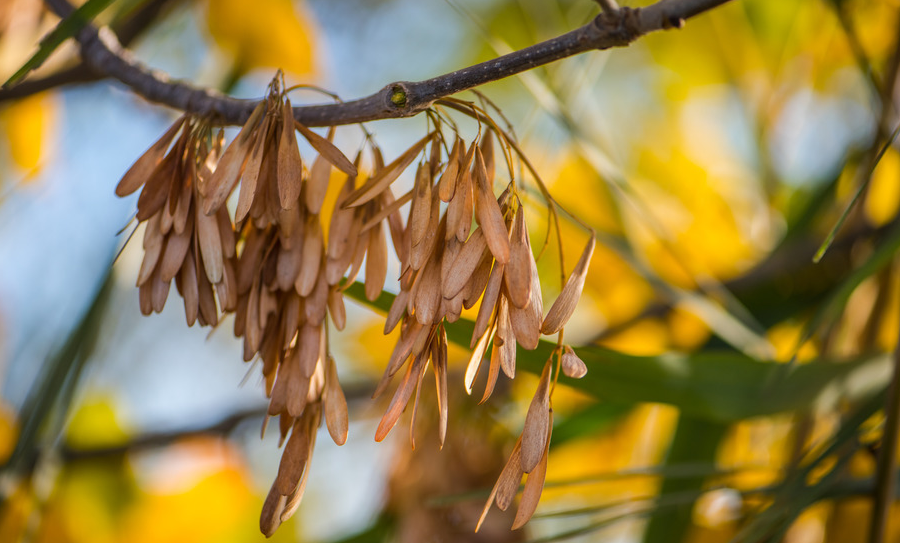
0;0;179;103
41;0;733;127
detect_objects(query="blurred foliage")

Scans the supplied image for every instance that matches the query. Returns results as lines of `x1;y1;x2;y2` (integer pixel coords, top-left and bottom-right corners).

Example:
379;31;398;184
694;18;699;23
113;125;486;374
1;0;900;542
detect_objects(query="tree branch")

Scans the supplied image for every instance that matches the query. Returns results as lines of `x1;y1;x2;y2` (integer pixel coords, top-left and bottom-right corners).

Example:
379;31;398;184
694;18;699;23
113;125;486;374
43;0;734;127
0;0;180;103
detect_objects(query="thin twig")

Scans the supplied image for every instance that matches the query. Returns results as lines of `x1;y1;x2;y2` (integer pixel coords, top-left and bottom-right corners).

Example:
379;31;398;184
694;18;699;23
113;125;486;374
0;0;178;103
39;0;733;127
868;297;900;543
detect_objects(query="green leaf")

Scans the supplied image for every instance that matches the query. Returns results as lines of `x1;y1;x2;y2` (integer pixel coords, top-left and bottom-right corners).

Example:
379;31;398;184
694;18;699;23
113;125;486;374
342;283;887;423
3;0;115;89
813;122;900;263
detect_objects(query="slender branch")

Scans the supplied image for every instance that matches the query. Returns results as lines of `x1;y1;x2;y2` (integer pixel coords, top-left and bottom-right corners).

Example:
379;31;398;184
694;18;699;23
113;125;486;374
43;0;733;127
0;0;180;103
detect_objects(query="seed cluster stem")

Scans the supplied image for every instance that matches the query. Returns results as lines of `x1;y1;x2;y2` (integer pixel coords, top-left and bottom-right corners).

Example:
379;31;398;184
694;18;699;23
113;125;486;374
41;0;733;127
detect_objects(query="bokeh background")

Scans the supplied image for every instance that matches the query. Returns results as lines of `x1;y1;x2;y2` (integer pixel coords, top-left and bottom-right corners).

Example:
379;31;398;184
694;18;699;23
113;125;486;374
1;0;899;542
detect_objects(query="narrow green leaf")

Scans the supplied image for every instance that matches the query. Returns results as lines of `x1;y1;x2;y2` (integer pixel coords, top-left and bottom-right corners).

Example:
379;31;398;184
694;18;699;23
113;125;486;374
3;0;115;88
343;283;888;422
813;122;900;263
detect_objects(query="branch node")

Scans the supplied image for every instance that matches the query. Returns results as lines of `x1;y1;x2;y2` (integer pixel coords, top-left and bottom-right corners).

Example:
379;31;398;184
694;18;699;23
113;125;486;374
662;14;686;30
389;84;408;108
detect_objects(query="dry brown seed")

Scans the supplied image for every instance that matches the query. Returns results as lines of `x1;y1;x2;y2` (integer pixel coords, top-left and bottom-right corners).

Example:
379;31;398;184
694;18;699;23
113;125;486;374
139;281;152;315
298;323;322;378
343;220;370;285
512;410;552;530
473;147;509;264
217;258;238;312
560;345;588;378
294;120;356;177
295;215;322;296
196;255;218;326
383;289;408;335
306;150;332;214
365;222;388;301
282;292;302;350
180;249;199;326
159;223;191;282
327;287;346;331
481;131;495;186
246;278;262;351
274;421;310;495
475;437;523;533
344;132;434;207
481;339;501;404
386;319;423;378
196;202;224;283
276;238;303;292
432;327;449;448
504;204;533;309
437;137;462;202
520;362;551;473
172;164;193;235
442;227;487;299
216;207;236;259
497;296;516;378
445;165;472;242
135;137;181;221
324;356;349;446
409;163;432;248
203;101;265;214
259;485;286;537
304;270;329;324
407;353;429;450
509;250;543;350
413;253;442;325
236;226;267;294
375;350;427;442
462;251;493;310
236;115;271;222
541;233;595;334
471;262;504;348
137;221;164;287
117;115;187;196
410;194;444;271
465;323;494;395
277;99;304;210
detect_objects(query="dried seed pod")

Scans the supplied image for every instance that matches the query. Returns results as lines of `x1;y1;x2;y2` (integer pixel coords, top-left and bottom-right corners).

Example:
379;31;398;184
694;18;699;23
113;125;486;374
375;350;428;442
294;120;357;177
509;248;543;350
472;147;509;264
560;345;588;378
442;227;487;299
116;115;187;196
520;362;551;473
471;262;504;348
344;132;434;207
324;356;349;445
306;135;334;214
541;233;595;335
512;409;552;529
432;326;449;448
277;99;304;210
409;163;433;248
476;437;523;533
504;203;533;309
438;136;462;202
203;100;265;214
365;222;388;301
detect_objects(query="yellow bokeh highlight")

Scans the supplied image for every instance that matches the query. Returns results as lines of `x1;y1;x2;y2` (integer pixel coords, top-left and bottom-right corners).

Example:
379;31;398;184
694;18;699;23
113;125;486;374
543;404;678;503
864;147;900;227
767;321;818;363
668;305;711;351
1;93;55;178
205;0;316;77
65;396;130;450
0;401;18;464
599;318;669;356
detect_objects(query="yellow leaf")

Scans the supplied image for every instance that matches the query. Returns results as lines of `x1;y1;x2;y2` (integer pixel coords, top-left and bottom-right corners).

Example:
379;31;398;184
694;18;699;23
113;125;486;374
0;401;17;464
0;93;56;178
865;147;900;227
65;396;129;450
205;0;317;77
